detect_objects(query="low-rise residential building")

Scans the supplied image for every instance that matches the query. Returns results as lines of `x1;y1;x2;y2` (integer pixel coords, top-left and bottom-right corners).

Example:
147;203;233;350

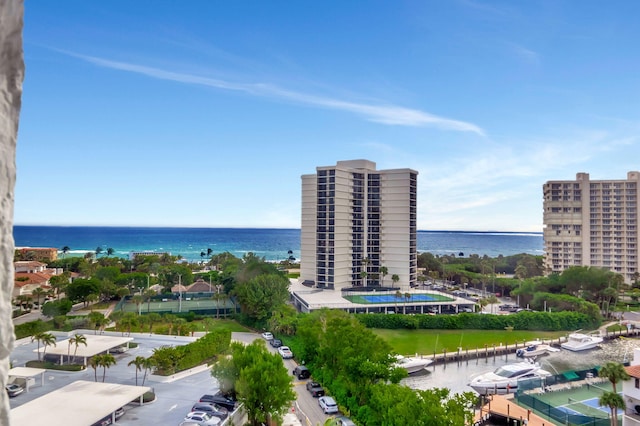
623;348;640;425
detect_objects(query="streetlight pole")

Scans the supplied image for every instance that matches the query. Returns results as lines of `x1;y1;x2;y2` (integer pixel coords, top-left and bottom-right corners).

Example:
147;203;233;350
178;274;182;313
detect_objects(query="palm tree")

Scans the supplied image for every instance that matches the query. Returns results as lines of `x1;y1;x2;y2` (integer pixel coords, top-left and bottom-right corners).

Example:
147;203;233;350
391;274;400;289
32;287;47;309
128;356;146;385
144;289;156;313
394;290;402;312
359;270;368;288
68;334;87;364
141;357;156;385
96;353;117;382
31;332;56;362
599;391;625;426
61;246;70;258
380;266;388;287
404;292;411;314
95;246;103;258
598;361;630;394
105;247;115;257
132;294;144;315
146;312;162;334
89;356;99;382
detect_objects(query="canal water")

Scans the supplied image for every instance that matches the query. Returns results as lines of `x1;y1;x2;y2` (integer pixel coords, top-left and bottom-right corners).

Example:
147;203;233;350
402;337;638;395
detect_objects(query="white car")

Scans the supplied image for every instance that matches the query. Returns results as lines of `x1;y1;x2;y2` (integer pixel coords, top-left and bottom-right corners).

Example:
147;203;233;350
278;346;293;359
261;332;274;340
184;411;221;426
318;396;339;414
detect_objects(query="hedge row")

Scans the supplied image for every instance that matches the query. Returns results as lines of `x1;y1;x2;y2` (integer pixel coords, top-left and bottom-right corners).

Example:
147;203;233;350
356;311;599;331
152;328;232;375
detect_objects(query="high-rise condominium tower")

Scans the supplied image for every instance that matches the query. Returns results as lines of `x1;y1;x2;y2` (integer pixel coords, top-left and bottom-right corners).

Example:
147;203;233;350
542;171;640;283
300;160;418;291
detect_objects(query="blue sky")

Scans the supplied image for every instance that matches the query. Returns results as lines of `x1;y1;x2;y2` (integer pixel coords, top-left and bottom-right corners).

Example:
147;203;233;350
15;1;640;232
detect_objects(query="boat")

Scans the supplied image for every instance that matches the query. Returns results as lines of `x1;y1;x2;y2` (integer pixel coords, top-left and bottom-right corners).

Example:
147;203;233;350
560;333;603;352
468;361;551;395
394;355;433;374
515;343;560;358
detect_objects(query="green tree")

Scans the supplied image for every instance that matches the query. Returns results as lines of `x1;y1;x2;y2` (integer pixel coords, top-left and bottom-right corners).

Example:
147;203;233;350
49;273;70;300
404;292;411;314
599;391;625;426
41;299;72;317
598;361;630;394
392;274;400;288
360;270;368;288
32;287;47;309
88;311;107;334
89;356;99;382
95;246;104;257
218;340;296;426
66;278;101;305
95;353;117;382
128;356;146;386
68;334;87;364
141;357;156;385
106;247;115;257
146;312;162;334
233;273;290;323
118;312;138;336
61;246;70;258
132;294;144;315
31;332;56;362
380;266;388;287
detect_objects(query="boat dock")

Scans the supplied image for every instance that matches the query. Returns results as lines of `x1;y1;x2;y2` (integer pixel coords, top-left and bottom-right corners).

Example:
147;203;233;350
427;326;639;364
474;395;550;426
428;338;567;364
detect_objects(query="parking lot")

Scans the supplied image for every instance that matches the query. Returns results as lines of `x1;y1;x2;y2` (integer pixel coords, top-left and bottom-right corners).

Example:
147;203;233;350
9;330;335;426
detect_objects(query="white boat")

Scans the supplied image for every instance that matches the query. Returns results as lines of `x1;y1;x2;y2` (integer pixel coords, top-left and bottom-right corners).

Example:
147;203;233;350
560;333;603;351
515;343;560;358
394;355;433;374
468;361;551;395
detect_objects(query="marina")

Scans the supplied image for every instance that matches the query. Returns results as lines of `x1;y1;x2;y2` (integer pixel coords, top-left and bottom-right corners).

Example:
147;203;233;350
402;333;640;396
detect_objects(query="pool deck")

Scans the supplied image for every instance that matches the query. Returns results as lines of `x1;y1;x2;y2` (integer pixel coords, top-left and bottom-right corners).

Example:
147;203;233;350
289;279;475;313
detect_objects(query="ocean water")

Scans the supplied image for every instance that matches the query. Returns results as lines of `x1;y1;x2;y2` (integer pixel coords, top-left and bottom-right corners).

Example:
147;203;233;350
13;226;543;262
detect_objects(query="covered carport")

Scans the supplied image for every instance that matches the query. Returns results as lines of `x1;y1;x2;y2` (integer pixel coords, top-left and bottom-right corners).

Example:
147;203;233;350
10;380;151;426
8;366;45;392
36;334;134;366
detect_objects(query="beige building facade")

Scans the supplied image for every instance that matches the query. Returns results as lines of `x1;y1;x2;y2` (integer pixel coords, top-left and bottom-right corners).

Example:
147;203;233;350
300;160;418;291
542;171;640;283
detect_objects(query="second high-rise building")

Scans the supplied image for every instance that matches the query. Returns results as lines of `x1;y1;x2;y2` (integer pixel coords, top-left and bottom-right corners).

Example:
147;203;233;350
300;160;418;291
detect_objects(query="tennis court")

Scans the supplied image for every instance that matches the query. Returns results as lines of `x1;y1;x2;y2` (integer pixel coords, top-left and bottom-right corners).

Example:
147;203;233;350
344;293;454;304
119;298;235;315
524;380;620;419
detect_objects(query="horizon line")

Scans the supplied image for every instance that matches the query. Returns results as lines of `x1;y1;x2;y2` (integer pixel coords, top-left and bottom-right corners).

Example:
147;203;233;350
13;224;543;234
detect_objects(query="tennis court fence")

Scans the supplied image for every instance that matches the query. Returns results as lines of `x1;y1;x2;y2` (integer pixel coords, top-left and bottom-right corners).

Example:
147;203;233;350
515;367;615;426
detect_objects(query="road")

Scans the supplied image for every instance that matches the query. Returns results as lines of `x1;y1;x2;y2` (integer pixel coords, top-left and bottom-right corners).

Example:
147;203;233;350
233;332;333;426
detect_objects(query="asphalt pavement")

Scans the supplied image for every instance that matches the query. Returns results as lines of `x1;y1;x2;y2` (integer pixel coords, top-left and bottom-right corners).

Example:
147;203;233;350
9;330;332;426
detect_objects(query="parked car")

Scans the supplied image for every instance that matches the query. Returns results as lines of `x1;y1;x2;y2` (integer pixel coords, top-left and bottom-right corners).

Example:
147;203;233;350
278;346;293;359
191;402;228;419
5;384;23;397
292;365;310;380
331;416;357;426
305;381;325;397
90;407;125;426
261;332;274;340
318;396;339;414
179;422;201;426
269;338;283;348
199;392;237;412
184;411;221;426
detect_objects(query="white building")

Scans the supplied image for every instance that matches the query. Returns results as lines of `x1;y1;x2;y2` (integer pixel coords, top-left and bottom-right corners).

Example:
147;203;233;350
622;348;640;425
543;171;640;283
300;160;418;291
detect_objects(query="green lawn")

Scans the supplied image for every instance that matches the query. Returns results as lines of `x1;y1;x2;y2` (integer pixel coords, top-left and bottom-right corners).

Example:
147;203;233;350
372;329;567;354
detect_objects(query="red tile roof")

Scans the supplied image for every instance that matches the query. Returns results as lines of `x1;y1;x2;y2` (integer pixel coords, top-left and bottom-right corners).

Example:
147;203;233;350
625;365;640;379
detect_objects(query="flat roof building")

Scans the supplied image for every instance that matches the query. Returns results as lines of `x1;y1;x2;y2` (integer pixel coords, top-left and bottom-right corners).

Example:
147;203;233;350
300;160;418;291
542;171;640;283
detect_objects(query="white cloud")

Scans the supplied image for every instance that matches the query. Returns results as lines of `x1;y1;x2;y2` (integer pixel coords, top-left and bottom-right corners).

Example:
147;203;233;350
69;53;485;135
